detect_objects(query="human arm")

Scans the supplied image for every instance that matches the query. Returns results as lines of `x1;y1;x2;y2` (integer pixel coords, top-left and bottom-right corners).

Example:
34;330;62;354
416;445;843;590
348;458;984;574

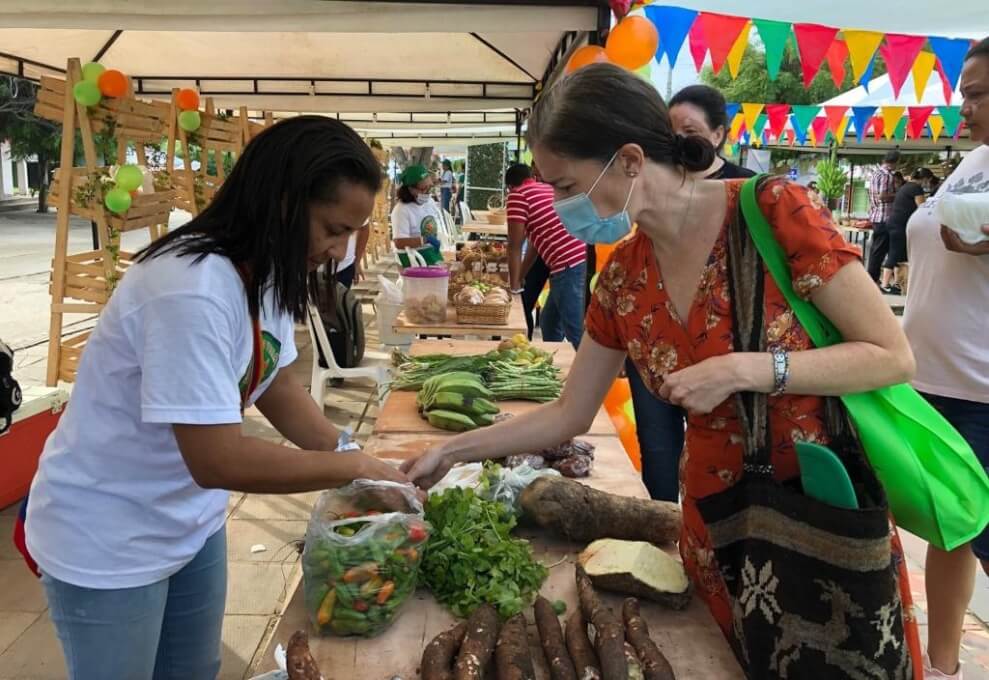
940;224;989;256
400;336;626;486
354;224;370;283
520;245;538;281
507;222;526;291
255;368;340;451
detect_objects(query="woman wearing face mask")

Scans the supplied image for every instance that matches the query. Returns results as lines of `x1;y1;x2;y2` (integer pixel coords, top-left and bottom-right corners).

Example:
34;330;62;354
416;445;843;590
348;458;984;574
392;164;443;251
402;64;921;672
22;116;411;680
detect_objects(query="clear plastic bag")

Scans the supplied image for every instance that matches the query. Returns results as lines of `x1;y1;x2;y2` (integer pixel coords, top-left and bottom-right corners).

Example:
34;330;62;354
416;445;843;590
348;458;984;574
301;480;429;638
429;462;560;513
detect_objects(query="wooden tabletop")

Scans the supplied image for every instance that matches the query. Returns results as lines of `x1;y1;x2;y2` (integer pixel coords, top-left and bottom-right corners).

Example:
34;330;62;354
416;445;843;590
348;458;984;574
393;301;527;339
462;222;508;237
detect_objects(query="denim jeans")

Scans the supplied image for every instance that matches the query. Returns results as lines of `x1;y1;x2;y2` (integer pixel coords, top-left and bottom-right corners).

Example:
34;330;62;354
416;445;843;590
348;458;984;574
540;262;586;349
920;393;989;561
42;527;227;680
626;358;686;502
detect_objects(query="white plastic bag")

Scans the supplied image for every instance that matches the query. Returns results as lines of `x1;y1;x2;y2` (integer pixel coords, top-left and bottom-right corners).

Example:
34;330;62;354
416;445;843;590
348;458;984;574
378;275;403;304
936;192;989;244
430;462;559;513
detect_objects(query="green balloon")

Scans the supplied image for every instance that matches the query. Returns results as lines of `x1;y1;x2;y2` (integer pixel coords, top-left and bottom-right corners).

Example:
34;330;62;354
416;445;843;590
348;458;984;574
115;165;144;192
81;62;105;83
178;110;201;132
104;187;132;214
72;81;102;107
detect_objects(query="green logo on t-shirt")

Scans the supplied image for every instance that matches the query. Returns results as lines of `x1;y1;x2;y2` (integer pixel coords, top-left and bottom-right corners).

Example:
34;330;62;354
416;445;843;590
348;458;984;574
239;331;282;397
420;216;438;239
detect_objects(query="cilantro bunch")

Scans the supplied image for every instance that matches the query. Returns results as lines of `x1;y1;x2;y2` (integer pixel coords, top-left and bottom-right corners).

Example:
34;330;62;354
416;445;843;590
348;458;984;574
420;485;548;618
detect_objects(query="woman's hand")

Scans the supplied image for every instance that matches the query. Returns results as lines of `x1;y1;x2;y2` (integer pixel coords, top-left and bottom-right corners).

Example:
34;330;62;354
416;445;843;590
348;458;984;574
659;353;764;415
400;446;456;489
353;453;415;485
940;224;989;255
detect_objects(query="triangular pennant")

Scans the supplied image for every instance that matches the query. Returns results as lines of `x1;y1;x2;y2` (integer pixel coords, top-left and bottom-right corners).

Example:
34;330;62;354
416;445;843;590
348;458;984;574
881;106;906;140
726;21;751;79
791;105;821;139
912;51;937;103
754;112;768;138
851;106;877;143
790;114;808;145
833;116;851;145
786;128;796;146
741;103;765;139
826;39;848;88
907;106;934;139
793;23;839;87
809;127;817;147
729;112;745;142
928;114;944;143
766;104;791;139
843;30;885;84
881;34;927;99
861;57;876;92
644;5;699;68
698;12;751;75
811;116;829;145
871;115;885;141
928;36;971;93
725;103;740;125
753;19;792;81
687;17;708;71
935;60;955;105
824;106;849;138
938;106;963;136
893;117;908;141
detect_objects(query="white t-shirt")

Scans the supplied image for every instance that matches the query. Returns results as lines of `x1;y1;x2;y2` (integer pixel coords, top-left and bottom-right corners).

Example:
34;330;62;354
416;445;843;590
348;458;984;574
391;199;442;242
903;145;989;404
336;222;369;272
26;250;297;588
440;170;454;189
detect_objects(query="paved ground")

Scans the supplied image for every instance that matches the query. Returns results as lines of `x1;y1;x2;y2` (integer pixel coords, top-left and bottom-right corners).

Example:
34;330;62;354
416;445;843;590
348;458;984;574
0;207;987;679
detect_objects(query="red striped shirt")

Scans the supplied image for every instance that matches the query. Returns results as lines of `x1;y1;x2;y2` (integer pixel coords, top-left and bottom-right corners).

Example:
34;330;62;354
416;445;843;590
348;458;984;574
506;179;586;274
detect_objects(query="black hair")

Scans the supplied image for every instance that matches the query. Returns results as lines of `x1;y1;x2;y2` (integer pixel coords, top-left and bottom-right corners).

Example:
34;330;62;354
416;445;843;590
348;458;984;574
505;163;532;188
526;63;715;174
966;37;989;61
911;167;934;181
884;149;901;164
136;116;381;322
398;184;416;204
668;84;730;151
442;159;453;170
893;171;905;183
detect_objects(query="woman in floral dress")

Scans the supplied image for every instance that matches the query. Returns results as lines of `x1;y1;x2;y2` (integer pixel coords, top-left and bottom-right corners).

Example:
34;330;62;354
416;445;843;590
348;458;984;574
403;64;922;675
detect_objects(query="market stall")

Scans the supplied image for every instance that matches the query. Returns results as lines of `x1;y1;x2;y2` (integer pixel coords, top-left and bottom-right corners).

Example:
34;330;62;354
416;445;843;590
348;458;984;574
256;338;743;679
392;303;527;340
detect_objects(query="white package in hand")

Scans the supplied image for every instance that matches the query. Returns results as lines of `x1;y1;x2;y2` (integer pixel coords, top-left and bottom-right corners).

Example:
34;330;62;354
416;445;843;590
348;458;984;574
936;192;989;244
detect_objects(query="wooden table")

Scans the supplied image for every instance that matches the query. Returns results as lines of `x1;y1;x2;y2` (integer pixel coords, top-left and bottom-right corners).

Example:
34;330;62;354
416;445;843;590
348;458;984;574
393;301;527;339
462;221;508;238
256;340;742;679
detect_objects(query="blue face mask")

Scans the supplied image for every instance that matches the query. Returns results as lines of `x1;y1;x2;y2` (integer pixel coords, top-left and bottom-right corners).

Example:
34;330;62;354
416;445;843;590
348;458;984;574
553;152;636;244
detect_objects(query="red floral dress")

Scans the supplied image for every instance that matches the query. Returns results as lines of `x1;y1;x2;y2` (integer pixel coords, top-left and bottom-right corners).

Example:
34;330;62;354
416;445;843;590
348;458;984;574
585;178;921;672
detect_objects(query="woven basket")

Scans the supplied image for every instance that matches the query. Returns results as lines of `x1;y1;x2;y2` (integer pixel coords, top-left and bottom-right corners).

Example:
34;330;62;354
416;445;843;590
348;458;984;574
456;299;511;325
484;208;507;225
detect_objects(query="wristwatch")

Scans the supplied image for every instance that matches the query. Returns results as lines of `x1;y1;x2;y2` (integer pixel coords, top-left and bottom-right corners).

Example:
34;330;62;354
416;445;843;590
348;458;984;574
770;348;790;396
510;287;525;295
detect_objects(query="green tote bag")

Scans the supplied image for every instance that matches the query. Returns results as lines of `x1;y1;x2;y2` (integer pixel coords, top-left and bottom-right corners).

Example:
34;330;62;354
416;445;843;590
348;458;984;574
740;176;989;551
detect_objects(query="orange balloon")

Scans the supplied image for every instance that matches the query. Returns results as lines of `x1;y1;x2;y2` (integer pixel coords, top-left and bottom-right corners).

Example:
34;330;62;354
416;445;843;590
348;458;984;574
176;88;200;111
605;15;659;70
97;69;128;98
566;45;610;74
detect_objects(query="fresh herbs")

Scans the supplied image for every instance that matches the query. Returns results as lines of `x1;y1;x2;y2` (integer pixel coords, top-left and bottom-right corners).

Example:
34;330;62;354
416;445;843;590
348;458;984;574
421;486;548;619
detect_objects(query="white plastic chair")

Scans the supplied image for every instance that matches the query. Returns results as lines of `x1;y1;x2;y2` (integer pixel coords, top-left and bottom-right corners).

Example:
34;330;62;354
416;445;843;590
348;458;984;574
459;201;474;224
306;301;391;408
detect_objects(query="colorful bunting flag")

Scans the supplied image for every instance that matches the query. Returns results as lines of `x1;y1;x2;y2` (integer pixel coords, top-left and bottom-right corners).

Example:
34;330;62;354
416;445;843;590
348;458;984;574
935;60;955;105
826;39;848;88
791;105;821;142
725;102;740;125
912;52;937;102
753;19;792;81
843;30;885;84
871;115;885;141
754;112;768;138
881;106;906;140
907;106;934;139
698;12;751;75
851;106;877;143
928;114;945;142
824;106;849;138
741;103;765;139
881;34;927;99
928;36;971;93
790;114;808;145
786;128;796;146
644;5;699;68
687;17;708;71
766;104;791;139
939;106;963;137
726;21;752;79
893;117;908;141
811;116;829;145
861;57;876;92
729;113;745;142
793;23;839;87
833;116;851;145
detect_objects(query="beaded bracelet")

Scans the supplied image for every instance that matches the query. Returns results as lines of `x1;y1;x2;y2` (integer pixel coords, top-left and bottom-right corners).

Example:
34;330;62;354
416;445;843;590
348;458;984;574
771;348;790;396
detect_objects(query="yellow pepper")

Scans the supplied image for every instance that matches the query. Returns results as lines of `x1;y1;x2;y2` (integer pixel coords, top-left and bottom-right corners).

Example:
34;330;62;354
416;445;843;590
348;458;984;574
316;589;336;626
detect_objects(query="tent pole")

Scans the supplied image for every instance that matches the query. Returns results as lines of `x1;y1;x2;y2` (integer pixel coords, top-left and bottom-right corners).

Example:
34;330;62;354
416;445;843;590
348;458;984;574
514;109;522;163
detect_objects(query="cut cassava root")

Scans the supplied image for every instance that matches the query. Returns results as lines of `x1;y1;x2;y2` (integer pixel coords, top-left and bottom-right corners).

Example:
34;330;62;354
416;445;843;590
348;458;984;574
285;631;322;680
495;613;535;680
622;599;676;680
578;540;691;610
519;478;681;545
455;604;500;680
575;566;627;680
422;622;469;680
534;596;578;680
564;610;601;680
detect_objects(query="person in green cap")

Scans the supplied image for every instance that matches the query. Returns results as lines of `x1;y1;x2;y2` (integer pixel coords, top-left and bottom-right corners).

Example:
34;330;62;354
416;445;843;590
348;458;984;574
392;164;443;251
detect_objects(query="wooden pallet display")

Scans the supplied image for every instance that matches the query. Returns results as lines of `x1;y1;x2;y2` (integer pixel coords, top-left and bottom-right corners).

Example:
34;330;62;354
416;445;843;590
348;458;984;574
166;96;247;216
35;59;177;385
367;146;392;264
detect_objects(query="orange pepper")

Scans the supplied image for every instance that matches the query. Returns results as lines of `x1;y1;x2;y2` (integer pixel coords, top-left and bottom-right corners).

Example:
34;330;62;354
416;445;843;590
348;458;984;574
376;581;396;604
342;562;379;583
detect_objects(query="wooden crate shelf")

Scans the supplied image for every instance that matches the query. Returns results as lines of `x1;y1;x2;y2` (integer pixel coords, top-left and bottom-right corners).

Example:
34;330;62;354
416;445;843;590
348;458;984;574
49;167;176;233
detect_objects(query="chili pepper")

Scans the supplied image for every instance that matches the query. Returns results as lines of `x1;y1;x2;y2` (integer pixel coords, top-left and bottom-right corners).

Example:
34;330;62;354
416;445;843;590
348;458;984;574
316;589;336;626
353;599;369;613
365;510;382;516
407;523;428;543
396;547;419;562
342;562;379;583
376;581;396;605
360;576;383;598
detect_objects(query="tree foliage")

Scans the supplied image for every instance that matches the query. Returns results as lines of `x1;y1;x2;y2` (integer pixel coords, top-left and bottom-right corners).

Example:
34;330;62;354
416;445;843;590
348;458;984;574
0;76;61;212
465;142;507;211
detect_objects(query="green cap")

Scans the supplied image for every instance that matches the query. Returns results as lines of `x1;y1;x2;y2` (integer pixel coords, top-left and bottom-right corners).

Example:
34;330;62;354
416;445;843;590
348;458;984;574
400;164;430;187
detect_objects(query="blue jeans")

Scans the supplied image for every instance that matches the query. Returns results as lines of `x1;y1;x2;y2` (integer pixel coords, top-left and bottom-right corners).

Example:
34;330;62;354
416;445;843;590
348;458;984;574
540;262;586;349
42;527;227;680
440;187;452;214
920;393;989;561
626;358;686;502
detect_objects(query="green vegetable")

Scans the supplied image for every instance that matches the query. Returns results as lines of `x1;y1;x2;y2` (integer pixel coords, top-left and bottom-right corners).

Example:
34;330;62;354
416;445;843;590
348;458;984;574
552;599;568;616
420;486;548;619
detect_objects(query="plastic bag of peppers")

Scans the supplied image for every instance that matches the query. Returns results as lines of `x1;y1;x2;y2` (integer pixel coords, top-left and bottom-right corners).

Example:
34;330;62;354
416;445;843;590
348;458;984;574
302;480;430;637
